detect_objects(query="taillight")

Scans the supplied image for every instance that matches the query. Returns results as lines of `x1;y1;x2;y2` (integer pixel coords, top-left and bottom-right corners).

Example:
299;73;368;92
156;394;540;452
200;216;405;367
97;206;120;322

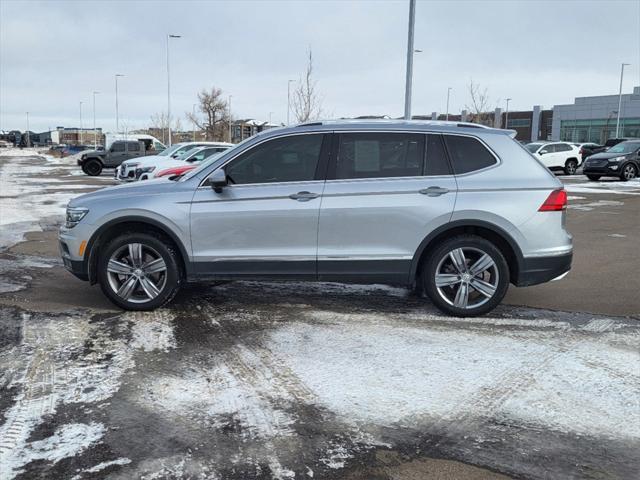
539;189;567;211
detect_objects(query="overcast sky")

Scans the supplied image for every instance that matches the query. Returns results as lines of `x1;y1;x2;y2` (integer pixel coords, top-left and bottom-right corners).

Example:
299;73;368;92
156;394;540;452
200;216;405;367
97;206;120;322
1;0;639;133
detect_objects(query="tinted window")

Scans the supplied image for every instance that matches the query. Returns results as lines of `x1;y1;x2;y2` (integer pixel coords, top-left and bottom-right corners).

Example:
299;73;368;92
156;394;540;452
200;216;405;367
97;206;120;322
111;142;125;152
335;133;423;179
425;135;451;176
443;135;497;174
540;144;555;153
127;142;140;152
555;143;572;152
226;134;324;184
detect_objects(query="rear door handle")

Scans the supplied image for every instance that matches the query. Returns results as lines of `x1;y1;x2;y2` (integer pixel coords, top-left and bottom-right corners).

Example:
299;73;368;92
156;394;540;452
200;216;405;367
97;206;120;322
419;186;450;197
289;191;320;201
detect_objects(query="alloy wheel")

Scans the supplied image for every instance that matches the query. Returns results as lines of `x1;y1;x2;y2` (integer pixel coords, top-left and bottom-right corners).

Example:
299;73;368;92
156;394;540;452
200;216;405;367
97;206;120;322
622;164;637;180
434;247;499;309
106;243;167;303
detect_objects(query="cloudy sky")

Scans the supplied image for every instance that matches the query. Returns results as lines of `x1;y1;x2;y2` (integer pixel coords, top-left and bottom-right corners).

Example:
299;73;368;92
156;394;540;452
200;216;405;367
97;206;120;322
1;0;639;133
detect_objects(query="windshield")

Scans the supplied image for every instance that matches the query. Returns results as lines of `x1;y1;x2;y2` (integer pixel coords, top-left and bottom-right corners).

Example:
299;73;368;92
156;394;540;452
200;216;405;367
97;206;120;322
608;142;640;154
174;146;202;160
525;143;542;153
158;144;184;157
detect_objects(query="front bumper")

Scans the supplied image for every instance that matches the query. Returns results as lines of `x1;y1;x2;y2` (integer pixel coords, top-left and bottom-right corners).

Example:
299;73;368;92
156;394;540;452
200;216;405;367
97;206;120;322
59;226;90;281
583;160;620;175
515;252;572;287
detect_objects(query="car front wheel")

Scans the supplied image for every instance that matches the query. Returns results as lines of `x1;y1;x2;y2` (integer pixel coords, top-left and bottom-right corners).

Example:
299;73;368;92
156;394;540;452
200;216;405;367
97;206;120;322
620;163;637;181
422;235;510;317
98;232;182;310
82;159;103;176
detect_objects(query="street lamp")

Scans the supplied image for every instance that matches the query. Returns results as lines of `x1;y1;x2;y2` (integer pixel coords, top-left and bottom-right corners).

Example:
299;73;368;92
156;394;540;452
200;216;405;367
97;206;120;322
228;95;233;142
92;91;100;149
403;0;417;120
115;74;124;134
446;87;452;121
166;34;181;147
505;98;512;129
79;101;84;145
269;112;274;124
192;103;197;142
616;63;630;138
287;79;294;125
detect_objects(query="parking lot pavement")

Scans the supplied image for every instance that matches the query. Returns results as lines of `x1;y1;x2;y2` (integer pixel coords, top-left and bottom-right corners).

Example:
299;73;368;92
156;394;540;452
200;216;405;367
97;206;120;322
0;153;639;480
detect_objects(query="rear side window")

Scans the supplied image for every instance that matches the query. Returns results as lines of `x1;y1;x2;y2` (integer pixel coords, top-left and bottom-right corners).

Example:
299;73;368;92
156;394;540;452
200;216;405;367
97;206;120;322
443;135;497;174
111;142;125;152
425;135;451;176
555;143;572;152
334;133;424;179
127;142;140;152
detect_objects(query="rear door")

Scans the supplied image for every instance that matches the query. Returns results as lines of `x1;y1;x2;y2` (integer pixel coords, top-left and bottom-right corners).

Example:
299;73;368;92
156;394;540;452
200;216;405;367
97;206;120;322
317;132;457;283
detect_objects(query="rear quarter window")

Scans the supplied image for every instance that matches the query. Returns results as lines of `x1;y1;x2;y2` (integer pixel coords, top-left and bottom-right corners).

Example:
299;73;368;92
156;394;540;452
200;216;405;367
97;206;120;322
443;135;497;174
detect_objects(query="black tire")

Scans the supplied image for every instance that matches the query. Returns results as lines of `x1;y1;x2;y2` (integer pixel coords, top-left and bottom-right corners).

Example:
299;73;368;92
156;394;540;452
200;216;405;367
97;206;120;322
83;159;103;176
586;174;601;181
421;235;510;317
97;232;182;310
564;159;578;175
620;163;637;181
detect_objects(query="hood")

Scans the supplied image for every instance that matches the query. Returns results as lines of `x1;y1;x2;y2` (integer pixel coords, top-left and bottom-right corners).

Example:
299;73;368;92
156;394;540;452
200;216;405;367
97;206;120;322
68;177;177;207
587;151;631;160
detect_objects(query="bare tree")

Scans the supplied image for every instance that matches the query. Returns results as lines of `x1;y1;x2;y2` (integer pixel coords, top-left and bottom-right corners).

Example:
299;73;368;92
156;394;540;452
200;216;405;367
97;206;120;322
186;87;229;141
465;80;497;126
292;49;323;123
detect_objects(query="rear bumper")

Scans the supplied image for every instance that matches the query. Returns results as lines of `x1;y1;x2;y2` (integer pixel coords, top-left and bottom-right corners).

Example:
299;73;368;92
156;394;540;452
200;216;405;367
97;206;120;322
515;252;572;287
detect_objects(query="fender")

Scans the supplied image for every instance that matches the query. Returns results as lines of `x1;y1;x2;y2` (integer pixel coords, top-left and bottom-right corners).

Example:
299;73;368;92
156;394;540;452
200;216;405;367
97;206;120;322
84;215;192;283
408;219;524;282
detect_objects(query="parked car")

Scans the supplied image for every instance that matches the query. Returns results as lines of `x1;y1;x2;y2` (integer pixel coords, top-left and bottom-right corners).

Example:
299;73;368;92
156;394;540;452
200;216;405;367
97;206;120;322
116;142;231;181
136;144;232;180
574;142;602;162
155;164;199;179
582;140;640;181
525;141;581;174
78;140;160;176
60;120;572;317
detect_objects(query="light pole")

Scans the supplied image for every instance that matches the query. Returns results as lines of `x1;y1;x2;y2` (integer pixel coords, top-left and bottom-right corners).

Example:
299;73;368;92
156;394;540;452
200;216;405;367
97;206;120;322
446;87;452;121
166;34;181;147
505;98;512;129
287;79;294;125
192;103;197;142
616;63;630;138
115;74;124;134
403;0;417;120
79;101;84;145
269;112;274;124
92;91;100;149
26;112;30;148
228;95;233;142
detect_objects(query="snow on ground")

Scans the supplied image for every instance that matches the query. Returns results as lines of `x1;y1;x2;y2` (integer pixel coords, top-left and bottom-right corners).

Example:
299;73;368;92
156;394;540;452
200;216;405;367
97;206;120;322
564;176;640;195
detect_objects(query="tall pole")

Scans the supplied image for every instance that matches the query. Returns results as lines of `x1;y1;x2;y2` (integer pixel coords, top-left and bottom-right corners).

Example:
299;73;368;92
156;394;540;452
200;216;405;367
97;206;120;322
287;79;294;125
445;87;452;121
616;63;630;138
92;91;99;149
192;103;196;142
115;74;124;134
79;101;83;145
166;34;181;147
403;0;417;120
26;112;30;148
505;98;512;129
228;95;232;142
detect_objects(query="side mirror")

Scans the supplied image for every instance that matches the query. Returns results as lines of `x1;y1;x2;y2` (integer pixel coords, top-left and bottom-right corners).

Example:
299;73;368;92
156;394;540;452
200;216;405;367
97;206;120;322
206;168;228;193
539;149;548;155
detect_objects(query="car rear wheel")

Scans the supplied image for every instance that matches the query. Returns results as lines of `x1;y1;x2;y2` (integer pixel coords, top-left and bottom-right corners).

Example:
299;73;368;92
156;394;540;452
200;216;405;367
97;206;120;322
82;159;102;176
586;174;601;181
620;164;637;181
422;235;510;317
98;232;182;310
564;159;578;175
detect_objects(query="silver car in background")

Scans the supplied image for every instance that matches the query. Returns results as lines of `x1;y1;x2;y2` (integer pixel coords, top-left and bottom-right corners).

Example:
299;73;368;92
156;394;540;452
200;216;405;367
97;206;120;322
60;120;572;317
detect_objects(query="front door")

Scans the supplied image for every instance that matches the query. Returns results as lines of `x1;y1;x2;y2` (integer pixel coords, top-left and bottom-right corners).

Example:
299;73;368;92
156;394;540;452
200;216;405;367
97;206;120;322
317;132;458;283
190;133;330;278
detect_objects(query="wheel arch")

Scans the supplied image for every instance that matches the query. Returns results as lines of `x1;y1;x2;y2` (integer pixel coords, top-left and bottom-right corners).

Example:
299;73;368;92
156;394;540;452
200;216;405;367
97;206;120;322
410;220;523;285
85;216;191;284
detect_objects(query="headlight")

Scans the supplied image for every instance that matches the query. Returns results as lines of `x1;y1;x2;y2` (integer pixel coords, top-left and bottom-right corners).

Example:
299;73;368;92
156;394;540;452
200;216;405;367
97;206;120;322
609;156;625;162
66;207;89;228
139;166;156;173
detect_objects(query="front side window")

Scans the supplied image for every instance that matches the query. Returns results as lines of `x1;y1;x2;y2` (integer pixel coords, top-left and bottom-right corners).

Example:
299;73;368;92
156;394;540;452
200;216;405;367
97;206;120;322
443;135;497;174
334;133;423;179
225;134;324;185
111;142;125;152
555;143;572;152
127;142;140;152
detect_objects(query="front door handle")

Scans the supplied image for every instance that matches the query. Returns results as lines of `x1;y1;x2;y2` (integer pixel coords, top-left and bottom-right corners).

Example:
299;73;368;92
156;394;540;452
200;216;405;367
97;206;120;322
289;191;320;201
419;186;450;197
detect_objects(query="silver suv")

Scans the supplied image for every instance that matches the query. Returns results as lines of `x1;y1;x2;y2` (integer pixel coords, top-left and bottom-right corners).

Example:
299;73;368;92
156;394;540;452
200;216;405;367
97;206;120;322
59;121;573;317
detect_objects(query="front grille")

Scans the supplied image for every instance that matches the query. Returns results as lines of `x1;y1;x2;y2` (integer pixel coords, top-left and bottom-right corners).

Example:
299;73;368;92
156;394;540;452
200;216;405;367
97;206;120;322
587;159;608;167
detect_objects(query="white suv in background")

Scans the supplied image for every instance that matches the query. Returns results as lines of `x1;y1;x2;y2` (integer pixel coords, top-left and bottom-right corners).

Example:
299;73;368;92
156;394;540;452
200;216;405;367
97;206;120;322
526;142;581;175
137;145;231;180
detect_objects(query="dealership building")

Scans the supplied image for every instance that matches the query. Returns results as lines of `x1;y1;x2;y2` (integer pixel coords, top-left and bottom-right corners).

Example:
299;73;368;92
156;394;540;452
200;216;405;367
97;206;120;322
552;86;640;143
